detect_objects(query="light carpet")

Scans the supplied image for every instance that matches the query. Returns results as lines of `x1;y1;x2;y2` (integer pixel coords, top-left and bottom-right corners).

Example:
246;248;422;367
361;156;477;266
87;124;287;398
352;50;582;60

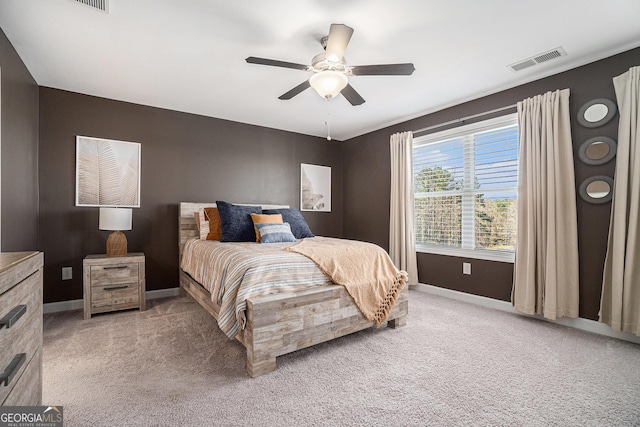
42;290;640;426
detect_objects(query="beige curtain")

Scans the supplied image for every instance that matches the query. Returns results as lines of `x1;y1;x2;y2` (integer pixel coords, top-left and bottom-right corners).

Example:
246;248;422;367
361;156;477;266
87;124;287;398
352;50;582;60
512;89;579;319
390;131;418;285
600;66;640;335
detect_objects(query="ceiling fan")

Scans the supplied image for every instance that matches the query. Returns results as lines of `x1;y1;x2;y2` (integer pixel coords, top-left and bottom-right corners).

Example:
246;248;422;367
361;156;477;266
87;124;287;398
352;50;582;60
246;24;415;106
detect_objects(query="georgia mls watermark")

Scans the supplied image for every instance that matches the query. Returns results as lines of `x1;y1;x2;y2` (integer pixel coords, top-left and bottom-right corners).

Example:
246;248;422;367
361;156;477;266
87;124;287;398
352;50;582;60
0;406;63;427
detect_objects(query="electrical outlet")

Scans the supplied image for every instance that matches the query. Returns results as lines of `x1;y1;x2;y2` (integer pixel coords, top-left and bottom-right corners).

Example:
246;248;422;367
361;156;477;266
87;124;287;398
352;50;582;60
62;267;73;280
463;262;471;275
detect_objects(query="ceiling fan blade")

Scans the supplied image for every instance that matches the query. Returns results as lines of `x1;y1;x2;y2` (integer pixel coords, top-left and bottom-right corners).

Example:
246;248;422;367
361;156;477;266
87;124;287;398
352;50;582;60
350;63;416;76
279;80;311;100
341;84;365;106
246;57;309;71
325;24;354;62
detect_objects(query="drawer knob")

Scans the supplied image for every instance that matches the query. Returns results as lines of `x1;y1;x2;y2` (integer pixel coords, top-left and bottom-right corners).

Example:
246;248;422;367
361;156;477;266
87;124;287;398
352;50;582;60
0;305;27;330
103;266;128;270
0;353;26;386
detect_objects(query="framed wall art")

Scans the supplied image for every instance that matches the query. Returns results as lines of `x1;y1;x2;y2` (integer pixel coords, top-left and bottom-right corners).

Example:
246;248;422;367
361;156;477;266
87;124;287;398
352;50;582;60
75;136;141;207
300;163;331;212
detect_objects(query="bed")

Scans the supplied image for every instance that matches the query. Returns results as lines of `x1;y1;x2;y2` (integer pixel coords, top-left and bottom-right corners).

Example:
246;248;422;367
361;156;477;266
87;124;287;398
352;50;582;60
178;202;409;377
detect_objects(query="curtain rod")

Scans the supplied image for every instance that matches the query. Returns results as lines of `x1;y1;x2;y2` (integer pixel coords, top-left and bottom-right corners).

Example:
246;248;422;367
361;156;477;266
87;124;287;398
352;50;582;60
413;104;517;136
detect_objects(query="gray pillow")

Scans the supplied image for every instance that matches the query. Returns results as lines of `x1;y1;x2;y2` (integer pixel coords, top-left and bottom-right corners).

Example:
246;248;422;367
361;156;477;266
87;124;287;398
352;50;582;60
216;201;262;242
262;208;314;239
256;222;297;243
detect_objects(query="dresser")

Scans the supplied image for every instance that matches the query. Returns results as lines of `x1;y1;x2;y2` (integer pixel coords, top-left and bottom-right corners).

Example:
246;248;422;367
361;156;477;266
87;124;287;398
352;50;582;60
83;253;146;319
0;251;44;406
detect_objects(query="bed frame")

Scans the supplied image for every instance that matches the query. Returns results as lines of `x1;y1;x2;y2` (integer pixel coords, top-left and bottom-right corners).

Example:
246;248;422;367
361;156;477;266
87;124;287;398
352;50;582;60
178;202;408;377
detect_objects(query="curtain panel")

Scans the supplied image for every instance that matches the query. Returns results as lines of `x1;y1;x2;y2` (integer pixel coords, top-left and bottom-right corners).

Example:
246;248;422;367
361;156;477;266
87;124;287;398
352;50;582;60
600;66;640;336
512;89;580;319
390;131;418;285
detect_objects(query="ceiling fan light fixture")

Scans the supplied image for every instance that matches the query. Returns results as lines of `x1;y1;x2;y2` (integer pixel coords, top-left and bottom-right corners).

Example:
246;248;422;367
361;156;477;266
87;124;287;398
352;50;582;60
247;23;414;106
309;70;348;99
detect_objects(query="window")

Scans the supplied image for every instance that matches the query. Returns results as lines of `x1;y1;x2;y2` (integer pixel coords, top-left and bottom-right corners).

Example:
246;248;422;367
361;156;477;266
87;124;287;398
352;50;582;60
413;114;518;262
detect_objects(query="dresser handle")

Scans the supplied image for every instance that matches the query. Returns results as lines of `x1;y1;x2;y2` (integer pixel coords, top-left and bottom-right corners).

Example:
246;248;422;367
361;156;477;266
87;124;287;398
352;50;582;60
103;266;128;270
104;285;129;291
0;353;26;386
0;305;27;330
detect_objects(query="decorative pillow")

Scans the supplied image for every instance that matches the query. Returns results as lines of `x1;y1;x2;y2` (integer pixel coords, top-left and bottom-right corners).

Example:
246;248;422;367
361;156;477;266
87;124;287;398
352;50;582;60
256;222;297;243
194;208;222;240
216;201;262;242
262;208;314;239
204;207;222;240
250;213;283;242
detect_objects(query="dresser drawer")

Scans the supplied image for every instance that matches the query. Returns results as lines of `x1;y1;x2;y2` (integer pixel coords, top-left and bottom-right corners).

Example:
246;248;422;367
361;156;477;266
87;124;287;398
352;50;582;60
0;253;43;296
0;271;41;405
90;263;139;286
1;348;41;406
91;283;140;313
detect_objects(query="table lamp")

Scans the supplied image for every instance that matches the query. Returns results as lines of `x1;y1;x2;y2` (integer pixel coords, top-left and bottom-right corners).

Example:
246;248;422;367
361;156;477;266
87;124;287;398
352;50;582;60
99;207;132;256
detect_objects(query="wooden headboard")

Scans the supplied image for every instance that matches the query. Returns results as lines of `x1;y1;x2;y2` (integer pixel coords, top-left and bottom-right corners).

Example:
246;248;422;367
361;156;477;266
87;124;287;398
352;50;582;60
178;202;289;258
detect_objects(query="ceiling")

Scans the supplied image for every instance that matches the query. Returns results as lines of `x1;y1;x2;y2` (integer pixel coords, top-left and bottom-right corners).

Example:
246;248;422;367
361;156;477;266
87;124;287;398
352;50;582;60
1;1;639;141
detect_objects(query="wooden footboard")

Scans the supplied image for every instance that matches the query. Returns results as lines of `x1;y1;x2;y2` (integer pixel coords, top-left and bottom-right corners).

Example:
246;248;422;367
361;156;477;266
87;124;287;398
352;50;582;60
180;270;408;377
244;283;408;377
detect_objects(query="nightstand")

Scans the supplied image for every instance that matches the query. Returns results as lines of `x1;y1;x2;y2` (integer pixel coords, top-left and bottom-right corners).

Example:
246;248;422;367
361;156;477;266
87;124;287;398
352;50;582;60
83;253;145;319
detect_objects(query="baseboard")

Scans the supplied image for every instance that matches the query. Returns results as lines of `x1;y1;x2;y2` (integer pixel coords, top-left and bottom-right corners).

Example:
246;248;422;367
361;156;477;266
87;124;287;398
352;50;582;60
43;287;181;314
413;283;640;345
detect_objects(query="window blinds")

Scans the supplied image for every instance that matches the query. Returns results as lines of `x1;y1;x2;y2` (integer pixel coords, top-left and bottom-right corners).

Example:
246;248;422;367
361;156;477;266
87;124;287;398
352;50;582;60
413;114;518;258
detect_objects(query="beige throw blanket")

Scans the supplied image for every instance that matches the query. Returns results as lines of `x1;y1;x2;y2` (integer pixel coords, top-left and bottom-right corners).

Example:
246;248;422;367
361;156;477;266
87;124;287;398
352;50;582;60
286;237;408;326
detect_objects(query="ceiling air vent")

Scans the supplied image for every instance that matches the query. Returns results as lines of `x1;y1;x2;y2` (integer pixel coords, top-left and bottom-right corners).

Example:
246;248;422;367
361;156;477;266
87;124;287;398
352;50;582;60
508;47;567;72
72;0;109;13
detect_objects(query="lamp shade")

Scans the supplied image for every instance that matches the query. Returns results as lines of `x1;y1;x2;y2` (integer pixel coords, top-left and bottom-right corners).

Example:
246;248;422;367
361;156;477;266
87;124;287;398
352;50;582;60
99;207;132;231
309;70;348;99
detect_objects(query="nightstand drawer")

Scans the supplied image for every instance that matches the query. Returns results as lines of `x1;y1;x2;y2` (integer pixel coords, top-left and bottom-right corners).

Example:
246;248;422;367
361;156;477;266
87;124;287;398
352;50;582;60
91;283;140;312
90;263;139;286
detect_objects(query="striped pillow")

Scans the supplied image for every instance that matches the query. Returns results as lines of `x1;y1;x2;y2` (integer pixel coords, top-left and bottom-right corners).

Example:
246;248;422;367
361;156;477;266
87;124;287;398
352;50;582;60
255;222;297;243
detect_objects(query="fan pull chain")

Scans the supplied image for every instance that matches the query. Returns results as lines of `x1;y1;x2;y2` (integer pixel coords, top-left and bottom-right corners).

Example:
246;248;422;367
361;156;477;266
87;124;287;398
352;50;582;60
325;101;332;141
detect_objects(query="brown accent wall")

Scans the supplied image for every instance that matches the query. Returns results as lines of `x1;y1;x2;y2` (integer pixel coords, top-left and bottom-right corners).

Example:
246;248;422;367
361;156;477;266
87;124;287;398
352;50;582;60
39;88;343;303
342;48;640;320
0;28;39;251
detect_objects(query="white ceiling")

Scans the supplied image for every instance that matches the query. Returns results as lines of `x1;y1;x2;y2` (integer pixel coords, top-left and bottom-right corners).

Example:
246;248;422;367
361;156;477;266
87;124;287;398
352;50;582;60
1;0;639;141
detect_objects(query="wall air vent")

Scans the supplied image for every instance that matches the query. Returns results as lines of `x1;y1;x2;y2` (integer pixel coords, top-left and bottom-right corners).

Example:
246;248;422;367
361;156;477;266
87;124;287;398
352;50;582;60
508;47;567;72
72;0;109;13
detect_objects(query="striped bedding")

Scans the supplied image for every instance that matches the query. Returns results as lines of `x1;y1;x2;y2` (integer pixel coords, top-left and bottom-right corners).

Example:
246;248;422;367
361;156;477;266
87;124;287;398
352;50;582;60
180;238;332;338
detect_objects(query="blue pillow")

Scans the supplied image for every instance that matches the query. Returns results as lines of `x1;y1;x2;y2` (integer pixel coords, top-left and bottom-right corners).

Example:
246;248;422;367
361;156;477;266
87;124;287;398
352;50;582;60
216;201;262;242
256;223;297;243
262;208;314;239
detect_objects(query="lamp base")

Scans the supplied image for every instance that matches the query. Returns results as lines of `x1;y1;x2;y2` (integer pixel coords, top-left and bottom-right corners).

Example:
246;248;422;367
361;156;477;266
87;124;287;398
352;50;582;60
106;231;128;257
